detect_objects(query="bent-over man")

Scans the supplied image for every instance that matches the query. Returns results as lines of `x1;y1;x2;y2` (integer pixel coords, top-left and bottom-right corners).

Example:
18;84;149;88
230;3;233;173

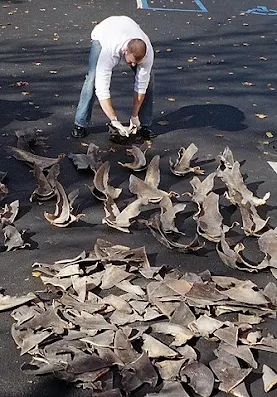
72;15;155;142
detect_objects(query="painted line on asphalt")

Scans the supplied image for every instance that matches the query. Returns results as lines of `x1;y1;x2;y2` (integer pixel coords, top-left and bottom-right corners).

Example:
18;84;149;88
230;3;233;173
244;6;277;15
268;161;277;174
137;0;208;12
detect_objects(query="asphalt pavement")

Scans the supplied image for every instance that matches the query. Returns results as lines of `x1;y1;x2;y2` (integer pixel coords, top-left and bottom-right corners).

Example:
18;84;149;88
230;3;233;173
1;0;277;396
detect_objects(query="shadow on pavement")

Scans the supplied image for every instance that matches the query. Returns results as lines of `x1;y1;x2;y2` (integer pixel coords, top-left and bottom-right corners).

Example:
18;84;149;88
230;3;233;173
26;377;90;397
154;104;248;133
0;99;51;129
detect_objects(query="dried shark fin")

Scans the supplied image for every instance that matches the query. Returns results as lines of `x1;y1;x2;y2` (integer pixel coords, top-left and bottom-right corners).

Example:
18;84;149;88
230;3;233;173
146;381;190;397
93;239;150;267
189;314;224;337
216;234;266;272
44;181;82;227
30;163;60;202
15;127;38;151
263;282;277;306
101;265;131;290
209;358;251;393
121;352;158;392
180;362;214;397
21;359;68;375
88;161;122;201
68;142;102;171
218;146;235;170
144;155;160;188
0;171;8;200
3;224;30;251
258;227;277;268
213;325;239;347
6;146;64;170
169;143;204;176
222;280;268;305
0;292;36;311
118;145;147;171
103;197;147;233
0;200;19;225
239;200;269;237
189;172;216;214
218;342;258;369
156;359;187;381
151;322;194;346
0;181;8;201
217;160;270;207
129;174;173;211
262;364;277;392
142;334;178;358
229;382;251;397
160;203;187;233
140;213;204;252
195;192;226;242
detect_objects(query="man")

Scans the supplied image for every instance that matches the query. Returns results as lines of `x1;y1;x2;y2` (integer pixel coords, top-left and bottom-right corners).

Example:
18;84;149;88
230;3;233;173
72;15;155;142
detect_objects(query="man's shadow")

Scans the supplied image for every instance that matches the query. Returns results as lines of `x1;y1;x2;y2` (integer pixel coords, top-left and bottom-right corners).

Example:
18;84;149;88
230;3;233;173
154;104;248;133
0;99;51;129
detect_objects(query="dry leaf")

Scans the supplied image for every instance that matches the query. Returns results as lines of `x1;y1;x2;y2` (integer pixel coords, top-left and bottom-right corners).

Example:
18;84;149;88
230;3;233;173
255;113;268;119
242;82;254;86
157;120;169;126
266;131;274;138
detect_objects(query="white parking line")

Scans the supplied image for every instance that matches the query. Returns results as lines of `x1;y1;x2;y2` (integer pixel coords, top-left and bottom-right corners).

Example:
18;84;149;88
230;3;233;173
136;0;208;12
268;161;277;174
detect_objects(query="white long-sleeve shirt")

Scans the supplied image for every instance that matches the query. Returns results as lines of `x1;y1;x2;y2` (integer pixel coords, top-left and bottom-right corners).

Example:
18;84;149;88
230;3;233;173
91;16;154;101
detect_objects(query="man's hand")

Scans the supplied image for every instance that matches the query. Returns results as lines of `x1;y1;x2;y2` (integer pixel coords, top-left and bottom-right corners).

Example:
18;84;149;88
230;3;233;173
110;120;130;137
128;116;141;135
130;116;141;129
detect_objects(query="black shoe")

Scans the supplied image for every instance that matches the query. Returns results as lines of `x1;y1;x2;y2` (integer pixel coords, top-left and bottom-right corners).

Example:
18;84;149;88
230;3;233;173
71;125;88;138
140;126;157;140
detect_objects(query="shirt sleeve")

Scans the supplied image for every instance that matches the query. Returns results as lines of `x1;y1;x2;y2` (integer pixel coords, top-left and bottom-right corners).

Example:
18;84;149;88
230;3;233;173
95;49;119;100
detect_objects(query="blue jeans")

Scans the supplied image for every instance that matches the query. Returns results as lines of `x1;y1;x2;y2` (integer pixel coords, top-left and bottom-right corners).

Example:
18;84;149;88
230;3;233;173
75;41;154;128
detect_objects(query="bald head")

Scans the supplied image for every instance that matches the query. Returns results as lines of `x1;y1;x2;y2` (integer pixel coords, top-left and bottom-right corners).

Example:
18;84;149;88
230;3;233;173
127;39;146;62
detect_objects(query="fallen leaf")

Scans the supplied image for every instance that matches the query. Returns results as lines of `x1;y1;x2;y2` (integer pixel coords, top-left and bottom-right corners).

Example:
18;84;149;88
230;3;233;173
9;81;29;87
157;120;169;126
255;113;268;119
266;131;274;138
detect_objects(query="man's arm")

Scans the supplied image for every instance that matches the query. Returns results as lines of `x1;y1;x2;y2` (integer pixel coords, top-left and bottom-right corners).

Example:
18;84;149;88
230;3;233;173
99;98;117;121
99;98;129;136
132;92;145;117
